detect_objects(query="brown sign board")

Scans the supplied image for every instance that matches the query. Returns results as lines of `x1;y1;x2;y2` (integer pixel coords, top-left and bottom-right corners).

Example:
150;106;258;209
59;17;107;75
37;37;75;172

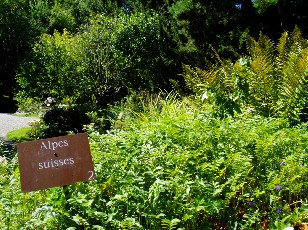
17;133;95;192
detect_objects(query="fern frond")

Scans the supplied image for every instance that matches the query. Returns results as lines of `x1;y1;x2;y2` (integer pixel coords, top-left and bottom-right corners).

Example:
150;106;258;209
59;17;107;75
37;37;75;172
182;64;202;93
210;44;225;66
121;218;142;230
196;68;218;88
196;66;235;96
246;35;259;58
276;32;289;72
251;55;274;76
121;222;136;230
161;218;181;230
277;43;308;122
250;54;275;105
258;34;276;63
277;32;288;56
296;48;308;73
291;26;304;45
247;34;276;64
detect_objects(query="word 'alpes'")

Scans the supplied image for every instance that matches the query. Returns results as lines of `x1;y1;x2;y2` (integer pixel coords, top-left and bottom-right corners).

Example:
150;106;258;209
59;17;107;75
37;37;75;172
41;140;69;151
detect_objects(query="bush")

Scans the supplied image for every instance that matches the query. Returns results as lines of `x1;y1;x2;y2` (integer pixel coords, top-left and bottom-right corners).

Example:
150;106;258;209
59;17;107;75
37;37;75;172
33;106;91;138
16;12;169;110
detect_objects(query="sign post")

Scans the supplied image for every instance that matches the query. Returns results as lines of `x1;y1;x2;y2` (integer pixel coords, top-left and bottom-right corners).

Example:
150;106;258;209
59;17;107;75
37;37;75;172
17;133;95;192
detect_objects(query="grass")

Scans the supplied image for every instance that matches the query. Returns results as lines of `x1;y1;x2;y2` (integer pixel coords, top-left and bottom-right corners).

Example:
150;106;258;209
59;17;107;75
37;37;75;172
6;127;34;143
12;113;39;118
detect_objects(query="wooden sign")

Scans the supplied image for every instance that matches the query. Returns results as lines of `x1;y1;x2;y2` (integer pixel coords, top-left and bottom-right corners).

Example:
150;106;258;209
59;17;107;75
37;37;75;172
17;133;95;192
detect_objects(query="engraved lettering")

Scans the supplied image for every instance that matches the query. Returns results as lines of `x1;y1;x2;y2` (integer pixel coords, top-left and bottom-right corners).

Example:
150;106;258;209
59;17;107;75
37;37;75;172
50;159;54;167
88;171;94;180
43;161;50;169
52;142;58;150
38;157;75;169
41;141;48;150
69;158;74;164
40;140;69;151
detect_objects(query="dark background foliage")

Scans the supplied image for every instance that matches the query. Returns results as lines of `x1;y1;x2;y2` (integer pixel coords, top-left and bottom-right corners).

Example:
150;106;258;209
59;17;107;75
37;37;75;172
1;0;308;112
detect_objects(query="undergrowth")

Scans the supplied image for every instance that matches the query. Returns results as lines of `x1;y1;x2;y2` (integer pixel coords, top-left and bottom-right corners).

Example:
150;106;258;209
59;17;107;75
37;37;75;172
0;98;307;229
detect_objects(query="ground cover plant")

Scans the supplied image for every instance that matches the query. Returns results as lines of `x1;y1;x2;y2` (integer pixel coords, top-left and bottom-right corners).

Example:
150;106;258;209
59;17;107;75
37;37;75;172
0;98;307;229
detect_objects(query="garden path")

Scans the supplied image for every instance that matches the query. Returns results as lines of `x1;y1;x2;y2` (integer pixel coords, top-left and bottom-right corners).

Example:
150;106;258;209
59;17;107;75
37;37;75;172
0;113;38;140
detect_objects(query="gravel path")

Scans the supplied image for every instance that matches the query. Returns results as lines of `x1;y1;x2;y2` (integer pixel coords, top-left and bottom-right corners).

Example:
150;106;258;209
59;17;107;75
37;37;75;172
0;113;39;140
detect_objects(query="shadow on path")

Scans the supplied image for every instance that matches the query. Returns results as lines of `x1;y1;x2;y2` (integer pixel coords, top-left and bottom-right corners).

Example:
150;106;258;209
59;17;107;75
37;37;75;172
0;137;16;159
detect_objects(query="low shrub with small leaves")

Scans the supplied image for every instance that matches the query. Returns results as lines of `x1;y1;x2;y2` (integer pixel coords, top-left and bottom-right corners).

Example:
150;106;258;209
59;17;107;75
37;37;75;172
0;99;307;229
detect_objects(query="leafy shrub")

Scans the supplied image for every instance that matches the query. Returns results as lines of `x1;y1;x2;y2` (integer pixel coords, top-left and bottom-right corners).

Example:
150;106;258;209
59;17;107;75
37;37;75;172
33;106;90;138
16;30;83;104
48;2;76;33
17;12;168;110
114;12;167;90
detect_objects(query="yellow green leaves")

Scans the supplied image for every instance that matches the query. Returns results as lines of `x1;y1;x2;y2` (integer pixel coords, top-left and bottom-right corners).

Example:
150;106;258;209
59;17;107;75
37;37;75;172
183;27;308;122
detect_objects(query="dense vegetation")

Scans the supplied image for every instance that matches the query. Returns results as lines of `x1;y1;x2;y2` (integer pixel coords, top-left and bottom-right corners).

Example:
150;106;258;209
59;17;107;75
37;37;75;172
1;0;308;112
0;0;308;229
0;98;308;229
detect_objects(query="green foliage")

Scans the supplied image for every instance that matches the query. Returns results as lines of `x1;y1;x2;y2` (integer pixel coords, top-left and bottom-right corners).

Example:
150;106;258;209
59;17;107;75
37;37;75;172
17;30;83;103
28;0;120;34
114;12;168;90
183;28;308;122
161;218;181;230
252;0;279;13
3;1;308;229
32;106;90;138
6;128;34;143
167;0;250;65
60;99;308;228
48;2;76;33
0;0;120;112
1;98;308;229
125;0;171;11
17;12;169;108
0;0;38;112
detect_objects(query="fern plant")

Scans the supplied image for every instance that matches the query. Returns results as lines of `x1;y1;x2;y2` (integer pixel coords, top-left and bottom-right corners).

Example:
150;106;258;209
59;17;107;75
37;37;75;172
183;27;308;122
245;33;278;116
161;218;181;230
275;28;308;123
121;217;142;230
182;56;243;118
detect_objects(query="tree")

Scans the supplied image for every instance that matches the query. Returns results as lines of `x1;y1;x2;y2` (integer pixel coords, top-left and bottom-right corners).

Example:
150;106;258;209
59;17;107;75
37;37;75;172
0;0;123;112
252;0;308;37
168;0;255;66
0;0;38;112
